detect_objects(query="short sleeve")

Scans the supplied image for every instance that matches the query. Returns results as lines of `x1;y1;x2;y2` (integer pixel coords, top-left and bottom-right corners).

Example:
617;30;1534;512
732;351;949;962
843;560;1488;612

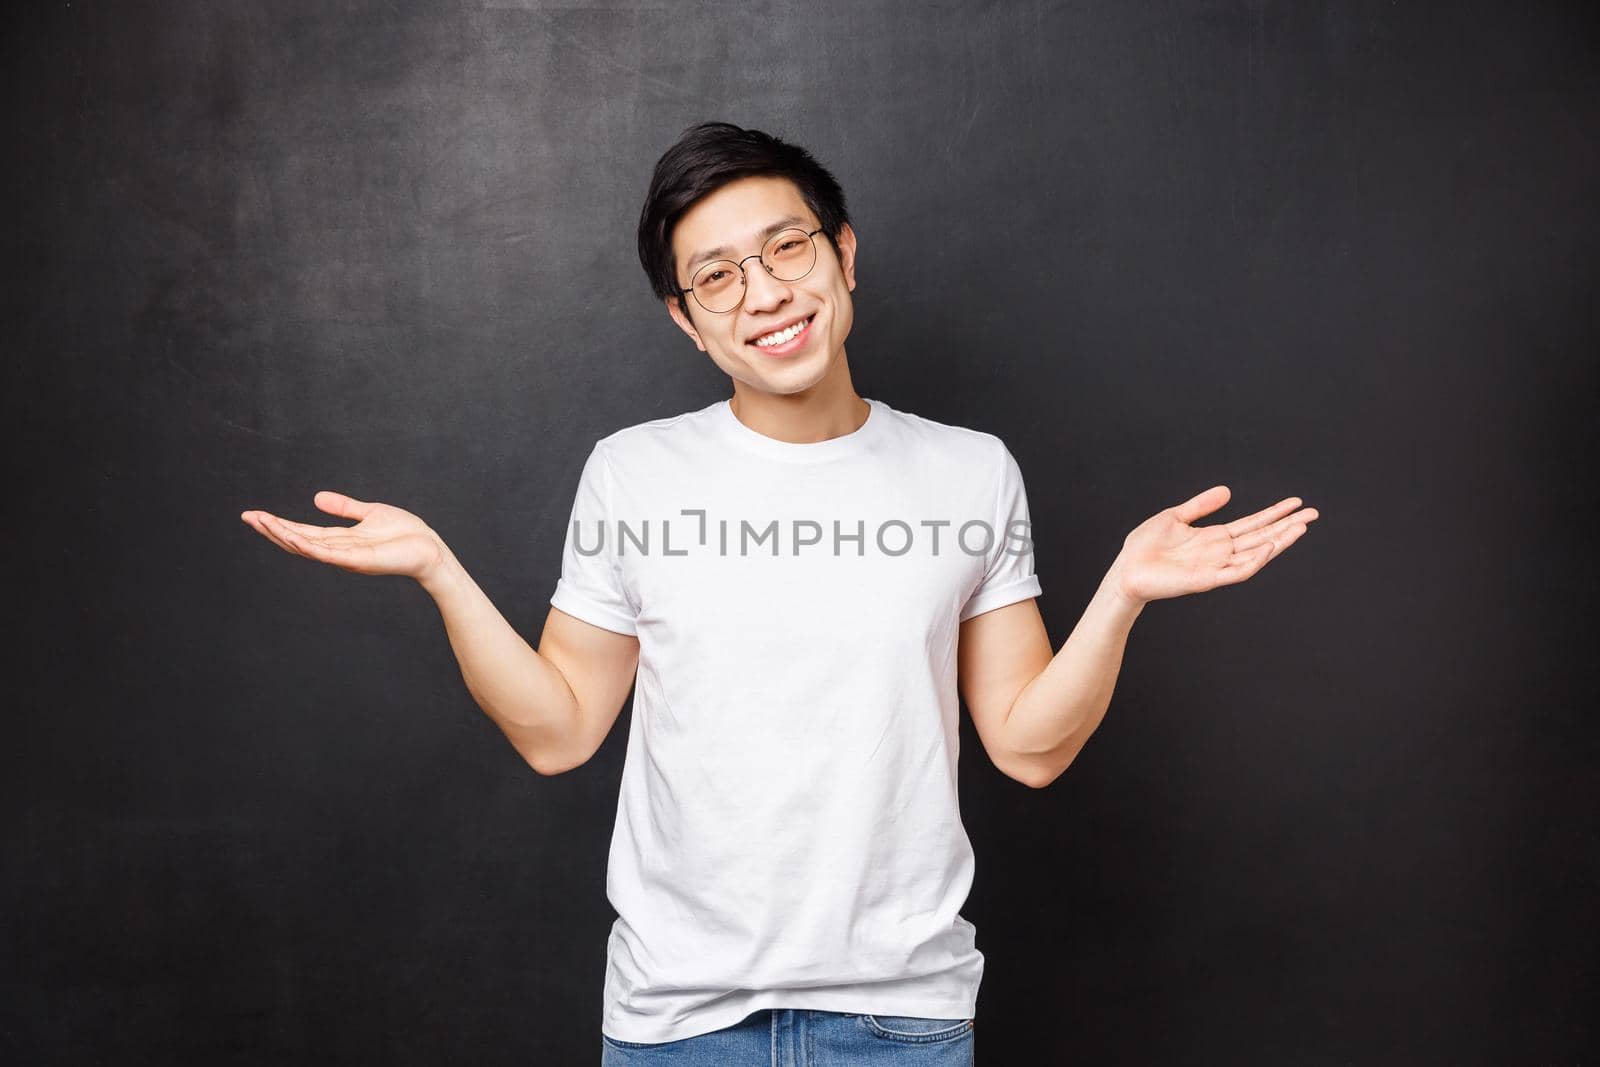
549;443;639;636
958;442;1043;622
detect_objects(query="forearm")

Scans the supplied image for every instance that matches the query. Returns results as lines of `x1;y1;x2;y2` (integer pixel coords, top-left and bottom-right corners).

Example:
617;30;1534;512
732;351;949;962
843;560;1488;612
419;545;581;772
1005;565;1145;787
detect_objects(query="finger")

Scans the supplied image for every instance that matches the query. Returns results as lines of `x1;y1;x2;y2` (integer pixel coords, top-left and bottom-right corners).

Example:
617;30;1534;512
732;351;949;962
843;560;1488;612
1213;539;1277;586
273;514;372;569
1223;521;1308;578
1224;497;1304;538
261;513;345;563
272;514;354;539
248;513;308;558
313;491;377;523
1171;485;1231;526
1229;509;1317;553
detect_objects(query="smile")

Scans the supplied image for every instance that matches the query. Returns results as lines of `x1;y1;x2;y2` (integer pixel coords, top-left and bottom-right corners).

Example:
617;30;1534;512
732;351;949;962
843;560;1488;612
750;314;815;353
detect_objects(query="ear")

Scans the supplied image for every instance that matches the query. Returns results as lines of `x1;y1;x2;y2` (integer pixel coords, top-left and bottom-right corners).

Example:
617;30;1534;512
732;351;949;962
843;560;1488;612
836;222;858;292
665;295;706;351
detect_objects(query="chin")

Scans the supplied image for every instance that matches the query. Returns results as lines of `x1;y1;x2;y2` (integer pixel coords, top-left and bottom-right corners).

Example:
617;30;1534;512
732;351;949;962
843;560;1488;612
756;354;831;386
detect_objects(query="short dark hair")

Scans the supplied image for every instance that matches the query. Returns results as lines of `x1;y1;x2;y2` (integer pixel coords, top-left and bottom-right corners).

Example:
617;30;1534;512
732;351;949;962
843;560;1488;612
637;121;852;319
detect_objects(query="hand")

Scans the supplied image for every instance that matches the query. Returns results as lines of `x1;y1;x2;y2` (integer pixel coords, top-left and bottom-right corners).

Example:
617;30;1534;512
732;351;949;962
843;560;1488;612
240;491;448;582
1109;486;1318;605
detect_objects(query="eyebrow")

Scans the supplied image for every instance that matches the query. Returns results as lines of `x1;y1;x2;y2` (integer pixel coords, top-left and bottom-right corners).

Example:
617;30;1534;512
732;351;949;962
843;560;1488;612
685;214;810;274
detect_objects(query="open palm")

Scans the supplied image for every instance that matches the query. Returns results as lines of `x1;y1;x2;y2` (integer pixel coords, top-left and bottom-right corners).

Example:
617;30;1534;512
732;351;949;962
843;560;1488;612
240;491;445;580
1112;485;1319;604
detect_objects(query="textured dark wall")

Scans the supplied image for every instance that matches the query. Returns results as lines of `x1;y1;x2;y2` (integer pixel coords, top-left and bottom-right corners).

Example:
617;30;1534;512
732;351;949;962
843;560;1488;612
6;1;1596;1062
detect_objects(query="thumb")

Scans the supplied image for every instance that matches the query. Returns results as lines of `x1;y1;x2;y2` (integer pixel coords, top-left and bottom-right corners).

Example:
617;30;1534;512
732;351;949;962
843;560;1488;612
312;490;376;523
1172;484;1230;525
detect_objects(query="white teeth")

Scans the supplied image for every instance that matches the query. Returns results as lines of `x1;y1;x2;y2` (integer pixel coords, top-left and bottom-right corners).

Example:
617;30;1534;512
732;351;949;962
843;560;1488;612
754;316;811;347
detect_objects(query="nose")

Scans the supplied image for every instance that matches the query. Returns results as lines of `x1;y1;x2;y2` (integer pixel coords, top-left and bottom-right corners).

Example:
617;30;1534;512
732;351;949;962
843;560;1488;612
740;259;793;314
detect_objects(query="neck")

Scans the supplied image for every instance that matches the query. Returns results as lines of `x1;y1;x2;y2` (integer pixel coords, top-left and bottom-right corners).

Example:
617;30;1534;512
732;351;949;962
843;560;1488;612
728;366;867;444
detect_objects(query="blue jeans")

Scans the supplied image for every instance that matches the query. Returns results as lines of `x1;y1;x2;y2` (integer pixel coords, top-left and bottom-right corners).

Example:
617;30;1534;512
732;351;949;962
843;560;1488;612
601;1009;976;1065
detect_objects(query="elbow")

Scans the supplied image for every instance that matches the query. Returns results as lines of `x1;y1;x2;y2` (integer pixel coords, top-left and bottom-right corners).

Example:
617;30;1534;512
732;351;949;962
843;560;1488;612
526;755;572;777
1005;764;1045;790
521;742;591;777
526;754;583;777
507;712;593;777
1013;754;1067;790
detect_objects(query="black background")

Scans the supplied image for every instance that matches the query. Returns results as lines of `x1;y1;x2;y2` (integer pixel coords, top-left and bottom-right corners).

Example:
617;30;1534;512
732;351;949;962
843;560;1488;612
6;1;1596;1063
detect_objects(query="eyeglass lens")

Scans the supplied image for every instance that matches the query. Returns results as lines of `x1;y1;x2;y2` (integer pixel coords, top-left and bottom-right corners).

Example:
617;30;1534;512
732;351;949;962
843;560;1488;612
689;229;818;314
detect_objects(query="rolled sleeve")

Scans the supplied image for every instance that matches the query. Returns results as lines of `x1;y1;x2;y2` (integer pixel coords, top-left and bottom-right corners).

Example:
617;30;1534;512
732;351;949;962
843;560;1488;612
550;443;639;636
958;442;1043;622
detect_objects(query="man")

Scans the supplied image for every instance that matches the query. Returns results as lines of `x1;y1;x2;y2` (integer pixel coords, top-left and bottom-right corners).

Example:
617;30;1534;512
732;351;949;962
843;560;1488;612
241;121;1317;1063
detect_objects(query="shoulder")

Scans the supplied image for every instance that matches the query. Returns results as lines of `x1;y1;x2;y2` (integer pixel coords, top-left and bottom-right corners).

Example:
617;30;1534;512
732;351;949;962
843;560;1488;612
878;400;1017;469
587;402;718;463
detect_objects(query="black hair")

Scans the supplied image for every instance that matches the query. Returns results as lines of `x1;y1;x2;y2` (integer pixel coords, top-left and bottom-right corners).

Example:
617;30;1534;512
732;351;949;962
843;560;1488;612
637;121;852;320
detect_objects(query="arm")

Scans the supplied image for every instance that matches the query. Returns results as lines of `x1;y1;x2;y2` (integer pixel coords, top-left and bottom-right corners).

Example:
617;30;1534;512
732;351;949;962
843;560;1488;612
422;545;640;776
958;569;1141;790
959;486;1319;789
242;489;639;776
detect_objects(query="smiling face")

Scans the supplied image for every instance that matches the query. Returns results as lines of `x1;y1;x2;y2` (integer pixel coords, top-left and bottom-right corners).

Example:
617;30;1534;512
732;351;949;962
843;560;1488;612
666;175;858;398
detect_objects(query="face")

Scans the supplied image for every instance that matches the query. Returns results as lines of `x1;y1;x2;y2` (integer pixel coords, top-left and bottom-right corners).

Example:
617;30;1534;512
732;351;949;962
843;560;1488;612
666;175;858;397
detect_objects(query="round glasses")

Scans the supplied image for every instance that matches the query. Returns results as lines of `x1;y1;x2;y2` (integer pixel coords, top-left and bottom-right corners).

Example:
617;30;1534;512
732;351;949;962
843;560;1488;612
681;227;826;314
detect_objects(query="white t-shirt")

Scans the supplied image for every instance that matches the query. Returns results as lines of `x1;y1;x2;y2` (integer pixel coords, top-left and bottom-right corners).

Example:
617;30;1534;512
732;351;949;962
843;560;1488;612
549;395;1043;1044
